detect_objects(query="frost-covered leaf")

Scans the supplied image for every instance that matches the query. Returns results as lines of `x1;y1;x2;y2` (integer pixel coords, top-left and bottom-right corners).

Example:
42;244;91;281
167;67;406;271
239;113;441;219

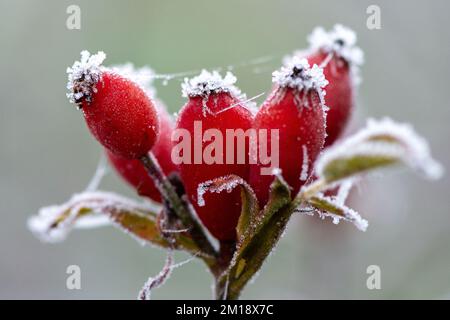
237;170;291;252
260;170;292;223
235;181;259;240
197;175;259;239
315;118;444;184
216;172;293;299
334;178;354;206
305;194;368;231
28;191;200;254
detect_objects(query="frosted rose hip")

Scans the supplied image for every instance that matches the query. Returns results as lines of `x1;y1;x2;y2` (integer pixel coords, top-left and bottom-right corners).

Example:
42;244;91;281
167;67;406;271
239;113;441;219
298;25;364;146
103;63;177;201
175;70;253;241
66;51;160;159
107;107;177;202
249;57;327;205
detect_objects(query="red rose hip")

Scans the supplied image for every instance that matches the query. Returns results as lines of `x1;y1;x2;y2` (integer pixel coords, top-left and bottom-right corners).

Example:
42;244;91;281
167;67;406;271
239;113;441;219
104;64;177;202
174;70;253;241
249;57;328;205
299;24;364;146
107;107;177;202
66;51;160;159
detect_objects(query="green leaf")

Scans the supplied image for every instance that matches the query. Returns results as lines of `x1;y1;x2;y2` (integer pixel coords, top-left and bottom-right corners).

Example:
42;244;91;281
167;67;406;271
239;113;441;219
236;181;259;240
315;118;443;186
216;174;293;299
197;175;259;241
320;154;398;183
107;208;173;247
306;195;368;231
237;173;291;253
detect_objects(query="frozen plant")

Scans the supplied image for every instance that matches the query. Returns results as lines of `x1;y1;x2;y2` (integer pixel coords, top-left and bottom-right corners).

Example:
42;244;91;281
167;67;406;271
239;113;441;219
29;25;443;300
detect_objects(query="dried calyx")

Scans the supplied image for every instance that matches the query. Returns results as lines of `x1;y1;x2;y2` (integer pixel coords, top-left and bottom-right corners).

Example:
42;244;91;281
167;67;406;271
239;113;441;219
181;70;242;99
272;56;328;110
181;70;253;116
66;50;106;107
273;56;328;93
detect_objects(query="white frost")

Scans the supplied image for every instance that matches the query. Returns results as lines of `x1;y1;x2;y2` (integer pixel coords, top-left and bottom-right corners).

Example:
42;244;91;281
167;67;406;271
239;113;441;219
66;50;106;105
300;145;309;181
28;205;71;243
270;167;291;190
271;167;282;176
197;175;247;207
307;24;364;67
138;251;198;300
335;179;355;205
85;154;108;192
28;191;160;243
272;56;328;94
181;70;241;99
316;118;444;180
181;70;252;116
197;183;207;207
138;251;174;300
309;194;368;232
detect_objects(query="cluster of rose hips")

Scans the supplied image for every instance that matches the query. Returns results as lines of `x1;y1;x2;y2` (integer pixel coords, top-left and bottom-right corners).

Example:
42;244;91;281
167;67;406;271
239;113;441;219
67;25;363;243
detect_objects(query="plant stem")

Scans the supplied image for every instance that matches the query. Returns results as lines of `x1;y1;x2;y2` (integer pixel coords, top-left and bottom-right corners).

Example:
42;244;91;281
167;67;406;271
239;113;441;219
140;153;217;258
216;200;296;300
141;154;316;300
213;240;236;299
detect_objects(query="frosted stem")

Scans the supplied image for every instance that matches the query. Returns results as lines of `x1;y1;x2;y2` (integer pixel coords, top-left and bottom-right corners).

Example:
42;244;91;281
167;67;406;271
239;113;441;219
214;240;236;299
140;153;217;259
85;154;108;192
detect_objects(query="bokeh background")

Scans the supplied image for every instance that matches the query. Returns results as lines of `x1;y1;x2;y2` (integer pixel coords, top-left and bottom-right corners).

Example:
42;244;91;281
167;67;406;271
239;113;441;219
1;0;450;299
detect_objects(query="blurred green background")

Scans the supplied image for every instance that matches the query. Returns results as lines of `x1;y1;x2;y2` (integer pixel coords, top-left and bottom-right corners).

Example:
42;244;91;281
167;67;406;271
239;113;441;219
1;0;450;299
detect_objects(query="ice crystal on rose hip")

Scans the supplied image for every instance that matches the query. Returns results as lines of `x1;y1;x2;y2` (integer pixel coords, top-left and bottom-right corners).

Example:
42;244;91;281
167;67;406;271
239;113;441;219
249;57;327;205
66;51;160;159
175;70;253;241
